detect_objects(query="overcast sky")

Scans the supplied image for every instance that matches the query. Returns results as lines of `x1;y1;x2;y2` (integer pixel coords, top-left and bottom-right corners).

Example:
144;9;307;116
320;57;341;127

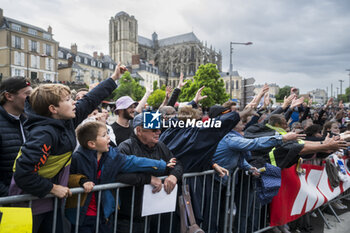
2;0;350;94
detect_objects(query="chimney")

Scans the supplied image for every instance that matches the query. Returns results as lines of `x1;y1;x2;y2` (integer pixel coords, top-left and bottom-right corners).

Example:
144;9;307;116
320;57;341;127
93;51;98;59
47;25;52;34
0;8;3;26
132;55;140;65
99;52;104;59
71;43;78;55
68;57;73;67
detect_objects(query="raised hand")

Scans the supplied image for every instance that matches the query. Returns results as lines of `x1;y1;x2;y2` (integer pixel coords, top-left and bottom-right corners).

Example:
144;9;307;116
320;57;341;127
194;86;208;104
166;86;172;99
263;92;270;108
111;62;127;81
282;93;296;109
177;73;189;89
291;96;305;109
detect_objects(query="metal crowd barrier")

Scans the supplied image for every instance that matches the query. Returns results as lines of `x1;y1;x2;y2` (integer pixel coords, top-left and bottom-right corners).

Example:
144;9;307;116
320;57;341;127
0;169;276;233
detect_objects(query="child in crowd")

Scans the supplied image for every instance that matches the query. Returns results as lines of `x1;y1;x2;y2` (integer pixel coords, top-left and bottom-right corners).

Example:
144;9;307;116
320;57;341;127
9;64;125;233
66;121;175;232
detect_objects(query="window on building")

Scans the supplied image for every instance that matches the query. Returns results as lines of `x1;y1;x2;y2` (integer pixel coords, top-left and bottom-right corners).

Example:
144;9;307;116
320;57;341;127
109;64;114;70
236;80;239;89
30;41;37;52
91;60;96;66
14;36;21;49
31;55;36;68
11;24;21;31
14;51;24;66
43;33;51;40
45;44;51;56
84;58;88;64
58;50;64;58
76;56;81;63
28;28;37;36
44;73;52;81
67;53;72;59
91;70;95;77
191;47;195;61
14;69;21;76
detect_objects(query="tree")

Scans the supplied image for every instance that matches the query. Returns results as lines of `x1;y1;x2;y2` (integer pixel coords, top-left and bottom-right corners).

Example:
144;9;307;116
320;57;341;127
110;71;145;101
147;89;165;109
275;86;292;101
153;80;158;91
179;63;229;107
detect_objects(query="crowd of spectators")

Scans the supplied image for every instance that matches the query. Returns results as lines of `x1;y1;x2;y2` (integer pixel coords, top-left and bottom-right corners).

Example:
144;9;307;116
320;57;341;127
1;67;350;233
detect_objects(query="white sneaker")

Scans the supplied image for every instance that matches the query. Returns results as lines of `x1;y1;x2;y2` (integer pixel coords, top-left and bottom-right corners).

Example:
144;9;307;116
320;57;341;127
278;225;291;233
332;201;347;210
311;212;317;218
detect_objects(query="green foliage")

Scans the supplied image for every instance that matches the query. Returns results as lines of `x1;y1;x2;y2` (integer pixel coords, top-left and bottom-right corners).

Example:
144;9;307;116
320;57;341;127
147;89;165;109
338;94;348;103
179;63;229;107
153;81;158;91
275;86;292;101
110;72;145;101
160;85;166;91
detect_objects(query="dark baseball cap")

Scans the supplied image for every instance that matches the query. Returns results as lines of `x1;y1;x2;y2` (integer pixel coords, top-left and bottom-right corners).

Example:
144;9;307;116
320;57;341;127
0;76;31;94
208;105;229;118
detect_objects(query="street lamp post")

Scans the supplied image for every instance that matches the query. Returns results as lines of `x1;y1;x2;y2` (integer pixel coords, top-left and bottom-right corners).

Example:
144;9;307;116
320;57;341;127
339;80;344;95
229;42;252;99
346;69;350;89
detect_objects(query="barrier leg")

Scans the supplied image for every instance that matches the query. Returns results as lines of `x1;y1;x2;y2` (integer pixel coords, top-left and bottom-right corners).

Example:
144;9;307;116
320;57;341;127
317;208;331;229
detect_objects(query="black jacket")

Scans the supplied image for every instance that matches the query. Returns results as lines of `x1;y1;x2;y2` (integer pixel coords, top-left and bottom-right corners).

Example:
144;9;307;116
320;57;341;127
11;78;118;199
0;106;27;197
118;134;183;219
160;111;241;172
245;123;304;168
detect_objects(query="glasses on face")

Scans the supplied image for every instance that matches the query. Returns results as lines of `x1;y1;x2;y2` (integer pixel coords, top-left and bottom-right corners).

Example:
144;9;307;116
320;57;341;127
142;128;161;133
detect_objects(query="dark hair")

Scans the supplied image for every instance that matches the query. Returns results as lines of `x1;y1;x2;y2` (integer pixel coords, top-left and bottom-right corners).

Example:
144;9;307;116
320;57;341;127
305;124;322;137
0;76;31;105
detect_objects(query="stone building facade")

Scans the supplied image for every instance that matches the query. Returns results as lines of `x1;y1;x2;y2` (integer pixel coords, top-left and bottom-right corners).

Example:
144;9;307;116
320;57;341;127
109;11;222;87
0;8;58;82
58;44;116;85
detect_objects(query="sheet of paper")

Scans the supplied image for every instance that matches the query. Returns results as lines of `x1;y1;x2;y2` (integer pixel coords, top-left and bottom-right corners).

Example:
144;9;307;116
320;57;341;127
141;184;178;217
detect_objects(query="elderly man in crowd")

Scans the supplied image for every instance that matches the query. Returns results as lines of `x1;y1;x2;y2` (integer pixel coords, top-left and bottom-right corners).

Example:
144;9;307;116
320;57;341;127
117;113;183;233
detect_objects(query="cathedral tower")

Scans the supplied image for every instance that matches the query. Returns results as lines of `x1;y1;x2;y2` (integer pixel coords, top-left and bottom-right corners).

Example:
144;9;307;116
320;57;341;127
109;11;138;65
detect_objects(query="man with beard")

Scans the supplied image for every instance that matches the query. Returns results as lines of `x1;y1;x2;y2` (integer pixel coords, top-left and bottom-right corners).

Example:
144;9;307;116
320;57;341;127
111;96;139;145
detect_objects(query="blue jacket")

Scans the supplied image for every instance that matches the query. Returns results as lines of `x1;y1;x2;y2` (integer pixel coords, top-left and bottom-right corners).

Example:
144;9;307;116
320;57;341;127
66;145;167;225
160;111;241;172
9;78;118;215
213;130;283;184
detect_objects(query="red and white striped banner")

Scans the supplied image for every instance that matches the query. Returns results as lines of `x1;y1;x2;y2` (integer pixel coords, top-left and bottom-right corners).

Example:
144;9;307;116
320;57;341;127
270;159;350;226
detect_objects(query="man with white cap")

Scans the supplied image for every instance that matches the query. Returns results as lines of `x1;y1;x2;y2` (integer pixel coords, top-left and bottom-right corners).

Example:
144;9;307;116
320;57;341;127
111;96;139;145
